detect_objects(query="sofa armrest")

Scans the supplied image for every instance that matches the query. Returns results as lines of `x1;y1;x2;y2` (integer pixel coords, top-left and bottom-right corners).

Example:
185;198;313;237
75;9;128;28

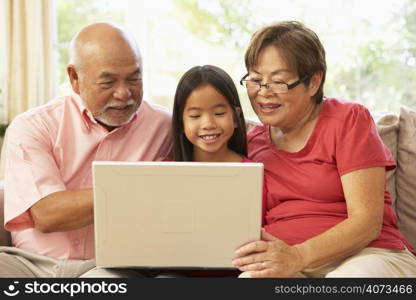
0;186;12;246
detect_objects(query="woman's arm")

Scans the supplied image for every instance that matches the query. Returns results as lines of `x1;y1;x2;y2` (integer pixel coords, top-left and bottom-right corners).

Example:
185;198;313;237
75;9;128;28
295;166;385;268
232;166;385;277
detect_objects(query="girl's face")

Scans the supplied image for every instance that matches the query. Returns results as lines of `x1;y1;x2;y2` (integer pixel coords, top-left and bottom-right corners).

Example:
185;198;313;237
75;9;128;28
182;84;236;161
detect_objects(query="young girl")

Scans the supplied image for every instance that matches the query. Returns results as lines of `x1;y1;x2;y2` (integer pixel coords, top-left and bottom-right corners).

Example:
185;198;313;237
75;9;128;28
172;65;248;162
169;65;264;277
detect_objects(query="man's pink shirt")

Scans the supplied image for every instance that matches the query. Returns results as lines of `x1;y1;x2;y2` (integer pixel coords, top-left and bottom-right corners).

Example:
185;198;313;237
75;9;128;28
4;95;172;260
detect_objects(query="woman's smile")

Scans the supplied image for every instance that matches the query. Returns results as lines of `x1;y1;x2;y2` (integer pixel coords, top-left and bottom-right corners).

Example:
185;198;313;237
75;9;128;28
257;102;283;114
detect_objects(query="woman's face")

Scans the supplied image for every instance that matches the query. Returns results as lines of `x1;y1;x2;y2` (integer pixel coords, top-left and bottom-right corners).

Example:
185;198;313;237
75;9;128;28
247;45;319;131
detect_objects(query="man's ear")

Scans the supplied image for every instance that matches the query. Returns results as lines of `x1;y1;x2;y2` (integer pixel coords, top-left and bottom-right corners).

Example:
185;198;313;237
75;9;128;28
308;71;323;97
67;64;80;94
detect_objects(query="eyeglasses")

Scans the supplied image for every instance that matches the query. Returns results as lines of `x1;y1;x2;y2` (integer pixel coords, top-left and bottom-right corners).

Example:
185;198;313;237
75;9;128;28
239;74;310;94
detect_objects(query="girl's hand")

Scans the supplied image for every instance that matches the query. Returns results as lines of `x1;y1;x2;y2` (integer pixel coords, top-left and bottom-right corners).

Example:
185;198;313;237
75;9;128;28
232;229;306;278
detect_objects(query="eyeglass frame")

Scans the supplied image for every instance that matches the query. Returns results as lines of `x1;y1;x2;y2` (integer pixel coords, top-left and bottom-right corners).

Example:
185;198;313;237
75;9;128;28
239;73;311;94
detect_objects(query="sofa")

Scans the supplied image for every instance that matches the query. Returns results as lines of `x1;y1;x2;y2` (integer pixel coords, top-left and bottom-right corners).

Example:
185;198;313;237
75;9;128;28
1;106;416;252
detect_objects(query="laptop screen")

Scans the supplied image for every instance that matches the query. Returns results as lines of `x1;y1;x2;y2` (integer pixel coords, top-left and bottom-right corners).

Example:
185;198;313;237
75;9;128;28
93;161;263;269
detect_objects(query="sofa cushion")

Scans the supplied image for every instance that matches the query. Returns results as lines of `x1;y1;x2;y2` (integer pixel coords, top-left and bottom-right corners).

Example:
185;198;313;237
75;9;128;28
374;113;399;206
396;106;416;251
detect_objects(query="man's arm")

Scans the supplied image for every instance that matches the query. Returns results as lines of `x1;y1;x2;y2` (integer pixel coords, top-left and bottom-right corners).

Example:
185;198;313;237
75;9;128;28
4;114;95;234
30;189;93;233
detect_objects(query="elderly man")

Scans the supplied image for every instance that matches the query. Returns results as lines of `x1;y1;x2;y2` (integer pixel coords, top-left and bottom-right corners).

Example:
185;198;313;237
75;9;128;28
0;22;172;277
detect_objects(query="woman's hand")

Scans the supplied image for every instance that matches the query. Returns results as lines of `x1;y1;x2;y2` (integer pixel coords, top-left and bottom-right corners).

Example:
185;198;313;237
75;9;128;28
232;229;306;278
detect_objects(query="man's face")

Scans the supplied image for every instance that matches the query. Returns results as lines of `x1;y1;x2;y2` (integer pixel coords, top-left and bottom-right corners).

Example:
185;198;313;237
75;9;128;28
71;50;143;130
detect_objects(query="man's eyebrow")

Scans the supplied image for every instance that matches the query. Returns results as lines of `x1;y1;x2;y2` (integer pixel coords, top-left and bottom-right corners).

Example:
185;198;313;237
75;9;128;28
98;68;141;79
128;68;141;76
98;72;115;79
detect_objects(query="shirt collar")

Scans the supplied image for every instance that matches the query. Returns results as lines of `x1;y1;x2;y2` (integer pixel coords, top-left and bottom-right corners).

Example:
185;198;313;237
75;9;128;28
71;93;95;131
71;93;141;132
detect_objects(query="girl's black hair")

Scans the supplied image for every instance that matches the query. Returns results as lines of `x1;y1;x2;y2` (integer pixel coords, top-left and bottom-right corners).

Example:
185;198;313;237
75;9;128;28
172;65;247;161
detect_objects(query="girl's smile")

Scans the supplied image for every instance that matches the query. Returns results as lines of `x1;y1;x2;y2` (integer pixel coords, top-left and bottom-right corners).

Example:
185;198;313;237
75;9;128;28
199;133;222;144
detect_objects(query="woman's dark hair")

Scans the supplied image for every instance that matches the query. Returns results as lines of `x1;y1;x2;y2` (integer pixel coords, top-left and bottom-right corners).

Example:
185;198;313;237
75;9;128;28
172;65;247;161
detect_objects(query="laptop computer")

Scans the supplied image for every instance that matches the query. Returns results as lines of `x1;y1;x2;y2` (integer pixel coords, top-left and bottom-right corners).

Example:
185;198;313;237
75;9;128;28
92;161;263;269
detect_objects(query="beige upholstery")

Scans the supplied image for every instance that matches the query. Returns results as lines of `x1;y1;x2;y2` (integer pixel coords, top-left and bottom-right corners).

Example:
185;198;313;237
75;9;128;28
373;113;399;205
395;107;416;250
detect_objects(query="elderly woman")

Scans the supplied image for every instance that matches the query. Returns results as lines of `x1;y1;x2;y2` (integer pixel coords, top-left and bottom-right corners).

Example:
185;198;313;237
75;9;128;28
232;21;416;278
